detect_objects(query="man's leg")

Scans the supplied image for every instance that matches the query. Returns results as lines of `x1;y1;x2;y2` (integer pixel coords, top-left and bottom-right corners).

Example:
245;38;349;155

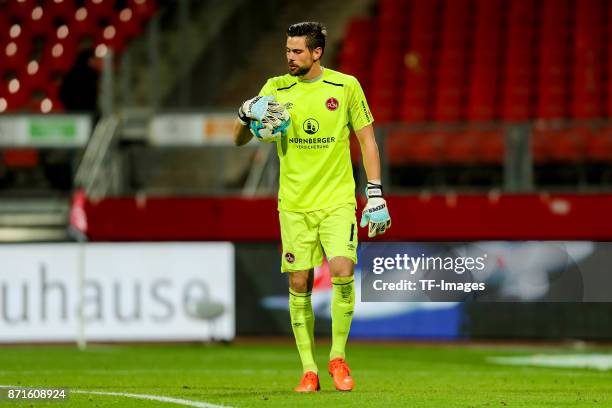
328;257;355;361
318;204;358;391
288;270;317;374
288;269;320;392
279;208;323;391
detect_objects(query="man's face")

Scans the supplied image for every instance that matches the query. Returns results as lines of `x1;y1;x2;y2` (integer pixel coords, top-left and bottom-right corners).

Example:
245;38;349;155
286;36;320;77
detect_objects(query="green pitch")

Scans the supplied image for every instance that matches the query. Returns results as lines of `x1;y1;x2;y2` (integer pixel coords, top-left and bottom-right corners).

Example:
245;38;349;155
0;342;610;407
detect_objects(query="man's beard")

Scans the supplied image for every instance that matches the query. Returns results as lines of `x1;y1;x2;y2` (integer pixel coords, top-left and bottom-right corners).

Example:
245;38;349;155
289;64;312;77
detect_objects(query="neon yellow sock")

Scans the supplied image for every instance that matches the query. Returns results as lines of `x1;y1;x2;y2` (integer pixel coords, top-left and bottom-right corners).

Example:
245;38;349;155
289;288;317;373
330;276;355;360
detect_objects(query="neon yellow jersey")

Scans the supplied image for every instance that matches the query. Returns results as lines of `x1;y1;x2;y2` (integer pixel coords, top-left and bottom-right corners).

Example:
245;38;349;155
259;68;374;212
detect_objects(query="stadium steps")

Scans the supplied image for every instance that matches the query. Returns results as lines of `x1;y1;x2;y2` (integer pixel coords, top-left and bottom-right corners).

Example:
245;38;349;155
0;197;70;242
217;0;376;108
116;0;245;108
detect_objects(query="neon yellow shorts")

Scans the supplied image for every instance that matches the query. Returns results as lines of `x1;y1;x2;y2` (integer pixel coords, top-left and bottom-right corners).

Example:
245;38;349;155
279;204;358;272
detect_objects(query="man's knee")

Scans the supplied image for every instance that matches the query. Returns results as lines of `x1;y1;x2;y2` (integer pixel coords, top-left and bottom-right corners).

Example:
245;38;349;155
289;269;314;292
329;256;354;278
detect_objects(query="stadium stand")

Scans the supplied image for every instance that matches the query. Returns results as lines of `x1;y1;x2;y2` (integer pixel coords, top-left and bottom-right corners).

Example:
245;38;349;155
0;0;157;242
0;0;156;113
339;0;612;170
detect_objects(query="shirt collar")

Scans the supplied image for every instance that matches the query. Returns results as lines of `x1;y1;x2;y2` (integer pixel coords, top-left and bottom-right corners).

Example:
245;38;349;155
299;67;325;83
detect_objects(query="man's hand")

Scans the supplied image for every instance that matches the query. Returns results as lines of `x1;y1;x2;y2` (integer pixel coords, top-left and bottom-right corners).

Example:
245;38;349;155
238;95;285;128
360;182;391;238
263;101;290;129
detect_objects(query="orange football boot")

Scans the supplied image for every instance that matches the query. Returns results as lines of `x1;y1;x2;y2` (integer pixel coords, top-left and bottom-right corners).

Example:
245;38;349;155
294;371;320;392
328;358;354;391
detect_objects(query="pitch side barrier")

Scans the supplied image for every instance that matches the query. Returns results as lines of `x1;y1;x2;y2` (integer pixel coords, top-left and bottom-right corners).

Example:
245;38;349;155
59;193;612;340
79;193;612;241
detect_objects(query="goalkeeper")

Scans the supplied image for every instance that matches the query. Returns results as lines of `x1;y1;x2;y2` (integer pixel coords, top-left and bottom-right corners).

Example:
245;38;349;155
232;21;391;393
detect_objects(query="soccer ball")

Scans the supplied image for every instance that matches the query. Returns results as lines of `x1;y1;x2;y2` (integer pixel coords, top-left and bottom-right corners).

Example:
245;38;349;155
249;121;282;143
249;114;291;143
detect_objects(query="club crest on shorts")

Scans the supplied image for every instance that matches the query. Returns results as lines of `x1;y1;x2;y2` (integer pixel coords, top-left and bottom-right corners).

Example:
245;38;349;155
326;97;339;111
285;252;296;263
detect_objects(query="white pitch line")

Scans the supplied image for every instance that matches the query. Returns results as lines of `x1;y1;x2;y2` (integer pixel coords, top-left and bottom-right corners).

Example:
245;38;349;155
0;385;231;408
488;354;612;371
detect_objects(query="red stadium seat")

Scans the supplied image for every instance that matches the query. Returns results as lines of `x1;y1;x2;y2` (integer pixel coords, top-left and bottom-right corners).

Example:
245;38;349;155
501;83;532;121
387;130;444;165
467;68;499;121
398;101;428;123
28;5;56;37
43;40;78;74
587;127;612;162
433;88;463;122
443;131;476;164
6;23;33;45
130;0;157;19
95;24;128;52
23;60;51;93
606;79;612;118
71;6;101;40
47;0;77;22
401;69;432;100
113;8;145;41
439;1;470;49
7;0;37;20
2;149;39;168
0;13;9;34
536;0;571;120
338;18;372;79
34;93;65;113
369;75;398;123
386;130;411;165
0;78;30;111
550;128;588;162
571;0;604;119
507;0;537;23
85;0;116;21
532;127;588;163
531;128;555;163
410;0;439;25
378;0;409;16
536;86;568;119
471;130;505;164
1;40;31;74
370;101;395;123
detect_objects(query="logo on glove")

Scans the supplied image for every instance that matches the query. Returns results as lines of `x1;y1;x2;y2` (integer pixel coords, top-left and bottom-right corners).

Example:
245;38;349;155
367;204;387;213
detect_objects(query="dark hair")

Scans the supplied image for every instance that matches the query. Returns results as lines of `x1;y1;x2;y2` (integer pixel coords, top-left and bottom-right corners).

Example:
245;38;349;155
287;22;327;54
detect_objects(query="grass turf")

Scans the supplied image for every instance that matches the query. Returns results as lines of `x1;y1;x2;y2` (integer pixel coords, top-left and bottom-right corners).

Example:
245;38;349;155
0;342;610;407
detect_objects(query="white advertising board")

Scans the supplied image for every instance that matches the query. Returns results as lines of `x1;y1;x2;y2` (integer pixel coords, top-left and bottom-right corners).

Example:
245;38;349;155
0;243;234;342
149;113;237;145
0;115;91;147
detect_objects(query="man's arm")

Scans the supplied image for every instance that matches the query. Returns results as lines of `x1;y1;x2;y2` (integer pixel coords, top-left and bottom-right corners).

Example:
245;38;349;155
233;119;253;146
355;124;391;237
355;124;380;181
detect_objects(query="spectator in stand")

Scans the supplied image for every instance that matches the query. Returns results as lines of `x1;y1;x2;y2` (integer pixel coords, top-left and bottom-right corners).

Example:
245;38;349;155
58;48;100;114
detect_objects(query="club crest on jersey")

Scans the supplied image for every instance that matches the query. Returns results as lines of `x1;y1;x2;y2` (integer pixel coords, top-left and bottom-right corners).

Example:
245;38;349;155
285;252;296;263
326;97;339;111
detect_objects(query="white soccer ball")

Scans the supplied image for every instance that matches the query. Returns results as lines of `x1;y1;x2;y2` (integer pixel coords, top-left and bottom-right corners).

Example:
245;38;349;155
249;120;284;143
249;110;291;143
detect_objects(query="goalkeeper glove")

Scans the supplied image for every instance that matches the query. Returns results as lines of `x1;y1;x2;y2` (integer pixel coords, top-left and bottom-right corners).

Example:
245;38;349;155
360;181;391;238
238;95;285;128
